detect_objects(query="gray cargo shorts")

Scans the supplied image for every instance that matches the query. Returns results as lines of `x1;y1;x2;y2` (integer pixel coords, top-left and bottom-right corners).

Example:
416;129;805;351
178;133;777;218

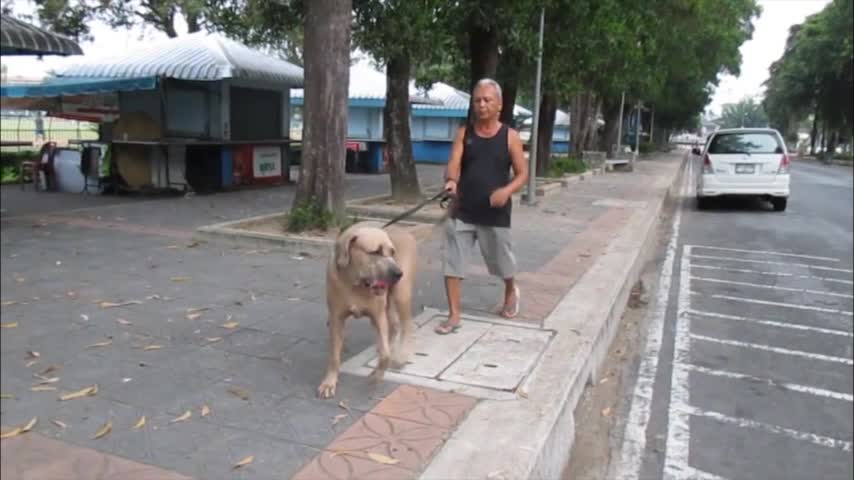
442;218;517;279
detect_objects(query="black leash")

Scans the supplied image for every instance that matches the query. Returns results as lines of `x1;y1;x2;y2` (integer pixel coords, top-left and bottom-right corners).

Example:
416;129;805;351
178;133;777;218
381;190;453;228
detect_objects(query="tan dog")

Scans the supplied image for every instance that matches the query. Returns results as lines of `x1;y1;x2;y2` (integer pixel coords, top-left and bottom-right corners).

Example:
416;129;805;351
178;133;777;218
317;221;417;399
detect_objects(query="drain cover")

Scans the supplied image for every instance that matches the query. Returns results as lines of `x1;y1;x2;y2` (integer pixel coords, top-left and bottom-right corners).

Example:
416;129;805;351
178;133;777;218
340;308;555;399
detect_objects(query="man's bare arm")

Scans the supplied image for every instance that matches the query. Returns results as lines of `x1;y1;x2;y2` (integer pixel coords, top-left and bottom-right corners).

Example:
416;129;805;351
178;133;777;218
445;126;466;182
504;128;529;194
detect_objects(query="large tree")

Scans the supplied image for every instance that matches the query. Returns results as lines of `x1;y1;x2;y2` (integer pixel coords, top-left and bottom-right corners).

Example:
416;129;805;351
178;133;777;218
719;97;769;129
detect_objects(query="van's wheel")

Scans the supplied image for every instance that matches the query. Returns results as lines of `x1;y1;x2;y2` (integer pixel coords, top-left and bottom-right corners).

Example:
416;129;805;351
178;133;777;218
771;197;788;212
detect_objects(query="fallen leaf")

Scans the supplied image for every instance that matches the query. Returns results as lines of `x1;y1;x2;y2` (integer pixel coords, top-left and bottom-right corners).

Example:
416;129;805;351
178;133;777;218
59;385;98;401
39;365;60;376
51;419;67;429
170;276;190;282
24;360;38;368
487;470;507;479
338;400;351;414
66;291;77;298
0;322;18;328
367;452;400;465
1;300;18;307
331;414;347;426
21;417;37;432
15;277;25;283
517;388;529;399
599;377;609;385
185;307;209;315
86;339;113;349
80;314;89;321
31;385;57;392
92;420;112;439
204;337;222;343
26;351;40;359
99;300;142;309
170;410;192;423
33;376;60;385
185;313;203;321
166;245;179;249
142;345;163;351
133;416;146;429
116;318;132;326
0;427;21;439
601;407;613;417
249;292;257;302
221;321;239;329
232;455;254;469
228;387;250;401
0;393;13;399
201;404;211;417
186;241;201;248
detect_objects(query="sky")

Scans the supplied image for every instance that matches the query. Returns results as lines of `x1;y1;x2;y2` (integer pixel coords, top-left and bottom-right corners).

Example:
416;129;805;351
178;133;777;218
1;0;834;116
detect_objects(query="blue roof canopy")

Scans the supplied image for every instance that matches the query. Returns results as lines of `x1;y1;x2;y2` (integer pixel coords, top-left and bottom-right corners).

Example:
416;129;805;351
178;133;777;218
0;76;158;98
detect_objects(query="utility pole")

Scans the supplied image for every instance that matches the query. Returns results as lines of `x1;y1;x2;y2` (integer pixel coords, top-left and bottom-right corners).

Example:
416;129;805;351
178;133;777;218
650;105;655;144
615;91;626;155
526;7;545;206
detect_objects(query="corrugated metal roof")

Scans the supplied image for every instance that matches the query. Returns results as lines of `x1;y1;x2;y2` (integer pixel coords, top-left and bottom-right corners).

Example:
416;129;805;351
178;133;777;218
291;63;437;104
56;32;303;86
1;16;83;56
411;82;532;117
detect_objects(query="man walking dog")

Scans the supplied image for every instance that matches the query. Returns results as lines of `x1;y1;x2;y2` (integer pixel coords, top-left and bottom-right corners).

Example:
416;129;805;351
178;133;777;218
436;78;529;334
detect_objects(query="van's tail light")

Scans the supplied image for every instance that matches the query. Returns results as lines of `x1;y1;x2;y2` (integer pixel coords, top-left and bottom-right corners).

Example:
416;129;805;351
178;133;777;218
778;154;791;174
703;154;713;174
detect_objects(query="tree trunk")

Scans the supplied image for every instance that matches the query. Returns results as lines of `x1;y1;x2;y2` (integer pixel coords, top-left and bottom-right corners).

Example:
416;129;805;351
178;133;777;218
569;92;585;154
384;55;421;203
585;98;602;151
600;96;622;157
535;92;557;177
810;109;819;155
466;26;499;124
294;0;351;220
497;48;522;126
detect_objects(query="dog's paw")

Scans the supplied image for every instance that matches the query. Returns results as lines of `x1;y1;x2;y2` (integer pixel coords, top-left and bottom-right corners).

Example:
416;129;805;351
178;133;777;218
317;380;337;399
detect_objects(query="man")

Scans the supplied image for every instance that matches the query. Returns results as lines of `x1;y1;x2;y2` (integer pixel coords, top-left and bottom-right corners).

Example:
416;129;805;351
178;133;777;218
435;78;529;334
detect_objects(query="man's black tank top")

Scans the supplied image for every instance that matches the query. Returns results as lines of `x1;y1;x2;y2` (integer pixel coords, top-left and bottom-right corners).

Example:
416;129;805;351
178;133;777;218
454;123;512;228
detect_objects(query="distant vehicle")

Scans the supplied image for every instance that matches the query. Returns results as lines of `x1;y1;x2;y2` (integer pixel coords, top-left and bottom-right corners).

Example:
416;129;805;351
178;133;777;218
693;128;790;212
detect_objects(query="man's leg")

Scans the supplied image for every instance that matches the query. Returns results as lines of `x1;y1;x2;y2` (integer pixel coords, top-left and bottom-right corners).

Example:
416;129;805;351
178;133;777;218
478;225;519;318
438;219;474;333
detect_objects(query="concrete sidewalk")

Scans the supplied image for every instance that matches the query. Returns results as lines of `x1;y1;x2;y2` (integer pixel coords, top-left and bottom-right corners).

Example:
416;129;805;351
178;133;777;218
1;154;684;479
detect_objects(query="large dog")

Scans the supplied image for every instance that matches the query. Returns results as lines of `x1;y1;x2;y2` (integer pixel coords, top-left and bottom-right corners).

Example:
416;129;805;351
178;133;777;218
317;221;417;399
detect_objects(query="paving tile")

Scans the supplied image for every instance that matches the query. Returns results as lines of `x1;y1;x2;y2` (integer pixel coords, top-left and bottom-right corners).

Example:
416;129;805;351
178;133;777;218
291;450;415;480
371;385;477;429
324;413;449;473
0;432;190;480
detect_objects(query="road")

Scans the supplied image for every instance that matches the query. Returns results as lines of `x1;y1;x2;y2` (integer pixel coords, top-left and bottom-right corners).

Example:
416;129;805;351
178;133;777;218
614;156;854;480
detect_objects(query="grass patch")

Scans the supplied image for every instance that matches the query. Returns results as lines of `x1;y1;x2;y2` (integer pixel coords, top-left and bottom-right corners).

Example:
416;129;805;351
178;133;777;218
286;202;361;234
1;165;21;184
547;154;587;177
638;142;655;154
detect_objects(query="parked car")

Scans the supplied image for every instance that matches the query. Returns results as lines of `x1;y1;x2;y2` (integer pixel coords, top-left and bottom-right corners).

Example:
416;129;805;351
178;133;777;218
692;127;790;211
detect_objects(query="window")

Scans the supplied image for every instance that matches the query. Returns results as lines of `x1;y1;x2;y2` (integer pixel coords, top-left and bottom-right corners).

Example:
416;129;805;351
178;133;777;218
708;132;783;154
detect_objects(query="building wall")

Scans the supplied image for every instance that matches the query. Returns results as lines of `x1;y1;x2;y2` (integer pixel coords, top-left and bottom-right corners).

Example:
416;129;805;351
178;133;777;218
348;106;383;140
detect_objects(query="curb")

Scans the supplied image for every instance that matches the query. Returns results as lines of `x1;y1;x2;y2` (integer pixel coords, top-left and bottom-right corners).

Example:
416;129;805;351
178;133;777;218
420;153;687;480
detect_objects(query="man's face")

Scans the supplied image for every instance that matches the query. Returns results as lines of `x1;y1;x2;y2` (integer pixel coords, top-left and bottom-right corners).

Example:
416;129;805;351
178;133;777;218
473;84;501;121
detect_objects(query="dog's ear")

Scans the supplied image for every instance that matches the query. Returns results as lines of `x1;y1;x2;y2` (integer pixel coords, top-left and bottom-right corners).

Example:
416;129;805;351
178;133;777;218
335;233;358;268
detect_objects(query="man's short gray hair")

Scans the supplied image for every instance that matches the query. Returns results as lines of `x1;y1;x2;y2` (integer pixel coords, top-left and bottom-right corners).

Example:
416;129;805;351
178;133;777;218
474;78;502;102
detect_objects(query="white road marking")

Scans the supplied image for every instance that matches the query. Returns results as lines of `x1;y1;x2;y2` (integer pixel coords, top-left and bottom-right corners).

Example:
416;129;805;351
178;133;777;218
690;245;841;262
690;291;854;317
663;246;695;479
688;254;854;274
689;275;853;299
614;156;690;480
684;364;853;402
690;334;854;365
686;309;853;337
678;404;853;453
689;264;854;286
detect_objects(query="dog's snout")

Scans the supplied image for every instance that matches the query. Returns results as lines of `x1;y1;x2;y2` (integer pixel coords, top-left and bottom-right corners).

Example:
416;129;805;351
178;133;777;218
391;268;403;280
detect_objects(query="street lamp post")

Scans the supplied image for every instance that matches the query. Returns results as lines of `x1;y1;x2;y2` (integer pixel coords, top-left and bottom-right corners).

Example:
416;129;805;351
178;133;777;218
525;8;545;206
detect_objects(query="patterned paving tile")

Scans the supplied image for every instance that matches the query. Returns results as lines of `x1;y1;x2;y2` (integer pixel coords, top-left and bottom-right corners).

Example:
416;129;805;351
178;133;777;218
370;385;477;429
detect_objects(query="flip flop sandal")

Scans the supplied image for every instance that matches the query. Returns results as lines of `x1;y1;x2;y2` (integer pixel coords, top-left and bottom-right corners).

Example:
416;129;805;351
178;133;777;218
500;286;521;319
434;321;461;335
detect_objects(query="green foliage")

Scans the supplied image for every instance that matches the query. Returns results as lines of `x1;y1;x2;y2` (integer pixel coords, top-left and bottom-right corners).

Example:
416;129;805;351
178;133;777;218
638;142;655;154
286;202;334;233
719;97;769;129
547;154;586;177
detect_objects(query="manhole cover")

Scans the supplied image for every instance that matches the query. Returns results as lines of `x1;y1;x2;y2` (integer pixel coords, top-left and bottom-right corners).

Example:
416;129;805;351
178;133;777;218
340;308;555;399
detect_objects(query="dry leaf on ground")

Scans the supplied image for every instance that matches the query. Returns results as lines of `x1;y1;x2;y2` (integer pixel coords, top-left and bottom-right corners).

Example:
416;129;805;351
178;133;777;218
331;414;347;426
232;455;254;469
367;452;400;465
601;407;613;417
26;351;40;359
0;393;13;399
99;300;142;309
133;416;146;429
51;419;67;429
21;417;37;432
227;387;250;401
1;322;18;328
0;427;21;439
39;365;60;376
185;313;203;321
142;345;163;351
170;410;192;423
338;400;351;414
59;385;98;401
517;388;529;399
1;300;18;306
221;321;239;329
31;386;57;392
186;307;209;315
24;360;38;368
93;420;112;439
170;276;190;282
33;376;60;385
86;340;113;349
201;405;211;417
186;241;201;248
204;337;222;343
116;318;133;325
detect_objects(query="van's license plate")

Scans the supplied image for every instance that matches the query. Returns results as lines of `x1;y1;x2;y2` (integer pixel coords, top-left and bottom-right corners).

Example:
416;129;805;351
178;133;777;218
735;164;755;174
